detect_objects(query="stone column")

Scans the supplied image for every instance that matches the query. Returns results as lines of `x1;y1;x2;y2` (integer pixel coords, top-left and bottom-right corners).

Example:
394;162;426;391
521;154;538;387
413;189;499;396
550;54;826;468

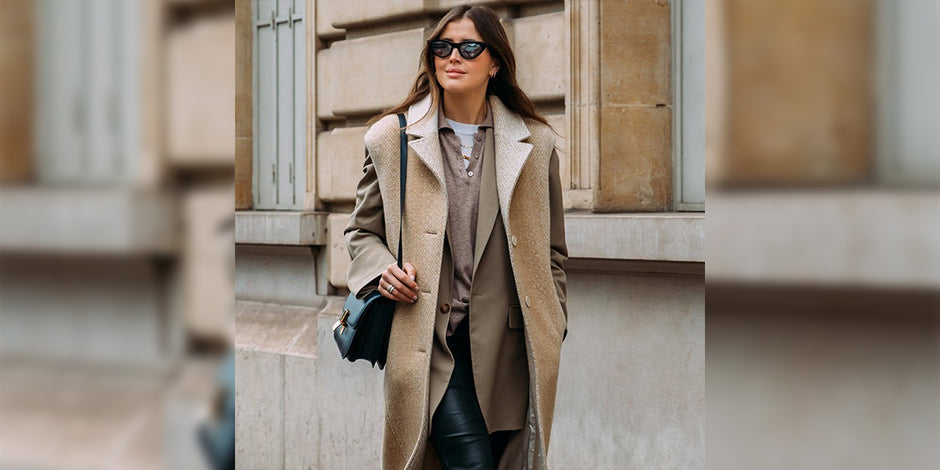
596;0;673;212
566;0;600;210
236;0;253;209
0;2;34;184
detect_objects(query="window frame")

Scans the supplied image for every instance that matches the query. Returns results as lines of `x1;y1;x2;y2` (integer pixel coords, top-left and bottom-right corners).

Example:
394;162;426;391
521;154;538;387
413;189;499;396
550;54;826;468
672;0;705;211
875;0;940;188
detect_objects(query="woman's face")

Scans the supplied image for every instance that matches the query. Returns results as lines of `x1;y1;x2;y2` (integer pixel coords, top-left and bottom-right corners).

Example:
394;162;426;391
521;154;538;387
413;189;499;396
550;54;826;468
433;18;499;97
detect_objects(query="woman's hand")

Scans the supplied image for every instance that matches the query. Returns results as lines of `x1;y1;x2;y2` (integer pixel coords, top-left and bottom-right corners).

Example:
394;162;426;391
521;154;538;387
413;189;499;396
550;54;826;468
379;262;419;303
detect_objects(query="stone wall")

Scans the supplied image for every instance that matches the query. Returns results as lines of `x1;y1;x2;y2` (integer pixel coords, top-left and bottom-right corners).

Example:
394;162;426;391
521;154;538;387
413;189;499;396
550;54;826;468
234;0;685;213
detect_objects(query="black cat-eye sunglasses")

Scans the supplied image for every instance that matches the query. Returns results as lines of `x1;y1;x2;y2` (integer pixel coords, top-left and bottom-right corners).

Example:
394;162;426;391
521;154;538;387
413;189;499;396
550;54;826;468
429;39;489;60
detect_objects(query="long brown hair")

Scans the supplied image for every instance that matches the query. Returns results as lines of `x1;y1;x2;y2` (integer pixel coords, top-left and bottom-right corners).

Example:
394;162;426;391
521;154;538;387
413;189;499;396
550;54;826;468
368;5;551;131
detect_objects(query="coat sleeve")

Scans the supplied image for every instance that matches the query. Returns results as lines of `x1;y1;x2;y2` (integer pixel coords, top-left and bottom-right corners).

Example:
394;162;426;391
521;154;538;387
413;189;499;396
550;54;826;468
344;147;396;298
548;148;569;340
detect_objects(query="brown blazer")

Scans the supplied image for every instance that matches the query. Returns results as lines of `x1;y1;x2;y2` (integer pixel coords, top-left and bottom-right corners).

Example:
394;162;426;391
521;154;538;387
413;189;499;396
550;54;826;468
344;94;567;469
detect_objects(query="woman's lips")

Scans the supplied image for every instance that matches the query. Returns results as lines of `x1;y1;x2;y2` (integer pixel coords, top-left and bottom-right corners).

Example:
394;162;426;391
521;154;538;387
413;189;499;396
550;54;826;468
445;70;465;78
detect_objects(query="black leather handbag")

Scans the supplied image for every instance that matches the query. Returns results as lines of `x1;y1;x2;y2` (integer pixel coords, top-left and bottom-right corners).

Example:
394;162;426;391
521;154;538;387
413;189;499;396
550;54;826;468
332;113;407;369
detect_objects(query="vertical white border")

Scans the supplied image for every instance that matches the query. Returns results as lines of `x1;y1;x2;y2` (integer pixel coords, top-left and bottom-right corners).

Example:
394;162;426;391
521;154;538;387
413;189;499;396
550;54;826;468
673;0;705;211
876;0;940;187
251;0;260;207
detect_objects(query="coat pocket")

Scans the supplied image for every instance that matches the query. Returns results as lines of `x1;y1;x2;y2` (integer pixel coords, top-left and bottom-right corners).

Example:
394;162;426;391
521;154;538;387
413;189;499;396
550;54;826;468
507;305;524;330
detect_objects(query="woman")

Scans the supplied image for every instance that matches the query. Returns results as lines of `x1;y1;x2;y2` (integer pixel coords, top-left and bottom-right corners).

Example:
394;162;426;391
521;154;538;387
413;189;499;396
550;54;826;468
344;5;568;469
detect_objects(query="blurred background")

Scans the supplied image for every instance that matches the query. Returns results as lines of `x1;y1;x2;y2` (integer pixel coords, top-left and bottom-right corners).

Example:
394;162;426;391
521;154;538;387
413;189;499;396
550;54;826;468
0;0;234;469
707;0;939;469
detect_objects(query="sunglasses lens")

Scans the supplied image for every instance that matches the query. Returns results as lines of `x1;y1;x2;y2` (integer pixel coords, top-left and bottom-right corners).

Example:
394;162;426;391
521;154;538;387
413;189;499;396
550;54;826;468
430;41;452;58
459;42;484;59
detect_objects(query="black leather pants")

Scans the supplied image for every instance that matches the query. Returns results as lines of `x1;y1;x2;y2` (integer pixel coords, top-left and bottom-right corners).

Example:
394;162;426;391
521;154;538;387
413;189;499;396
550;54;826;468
430;319;508;469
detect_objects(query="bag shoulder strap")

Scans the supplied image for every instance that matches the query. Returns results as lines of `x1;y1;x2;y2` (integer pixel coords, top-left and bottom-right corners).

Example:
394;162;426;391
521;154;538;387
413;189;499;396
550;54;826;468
397;113;407;270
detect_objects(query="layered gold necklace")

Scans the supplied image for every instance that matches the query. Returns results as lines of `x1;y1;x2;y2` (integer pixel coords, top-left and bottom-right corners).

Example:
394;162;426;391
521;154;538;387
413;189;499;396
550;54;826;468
459;143;473;161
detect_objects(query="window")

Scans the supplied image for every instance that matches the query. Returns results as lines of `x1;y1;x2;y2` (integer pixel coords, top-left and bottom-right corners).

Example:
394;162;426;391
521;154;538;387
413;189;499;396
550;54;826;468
252;0;306;209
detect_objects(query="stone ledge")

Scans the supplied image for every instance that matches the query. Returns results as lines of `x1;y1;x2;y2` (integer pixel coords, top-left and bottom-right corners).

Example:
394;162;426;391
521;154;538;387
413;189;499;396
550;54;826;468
566;212;704;262
237;211;705;262
0;188;177;255
234;300;320;358
707;191;940;288
235;210;329;246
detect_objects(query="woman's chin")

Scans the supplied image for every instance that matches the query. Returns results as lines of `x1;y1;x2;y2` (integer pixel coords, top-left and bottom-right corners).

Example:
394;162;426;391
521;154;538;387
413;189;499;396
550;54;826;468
440;83;484;96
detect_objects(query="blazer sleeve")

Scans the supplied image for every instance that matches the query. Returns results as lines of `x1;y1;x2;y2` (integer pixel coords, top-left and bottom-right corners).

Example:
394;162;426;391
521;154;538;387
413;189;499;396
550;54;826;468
344;147;397;298
548;148;569;340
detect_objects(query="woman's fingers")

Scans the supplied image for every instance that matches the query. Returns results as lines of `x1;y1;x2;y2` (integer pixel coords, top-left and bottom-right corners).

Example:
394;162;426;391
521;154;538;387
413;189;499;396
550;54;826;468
382;267;417;302
390;264;419;295
403;262;417;284
392;263;419;291
379;273;413;303
379;276;412;303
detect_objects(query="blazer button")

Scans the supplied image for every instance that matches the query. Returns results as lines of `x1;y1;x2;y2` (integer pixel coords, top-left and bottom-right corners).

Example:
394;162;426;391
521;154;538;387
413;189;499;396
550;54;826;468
440;303;451;314
524;296;531;307
510;235;517;246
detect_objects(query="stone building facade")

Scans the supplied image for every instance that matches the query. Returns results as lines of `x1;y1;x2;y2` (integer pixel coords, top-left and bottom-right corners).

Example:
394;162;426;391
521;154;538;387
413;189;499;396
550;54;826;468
235;0;704;468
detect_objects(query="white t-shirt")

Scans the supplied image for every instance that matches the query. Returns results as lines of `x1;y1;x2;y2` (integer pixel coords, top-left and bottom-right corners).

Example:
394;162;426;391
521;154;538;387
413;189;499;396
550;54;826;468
446;118;480;170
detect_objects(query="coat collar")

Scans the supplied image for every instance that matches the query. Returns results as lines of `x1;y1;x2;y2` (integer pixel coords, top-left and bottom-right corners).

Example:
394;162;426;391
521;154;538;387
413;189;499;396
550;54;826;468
405;93;534;227
486;94;534;227
405;95;445;191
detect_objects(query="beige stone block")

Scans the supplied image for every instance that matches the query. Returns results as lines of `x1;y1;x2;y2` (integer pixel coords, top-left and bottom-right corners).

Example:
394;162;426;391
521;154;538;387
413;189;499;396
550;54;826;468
513;12;566;101
600;0;671;105
436;0;544;11
315;49;336;120
328;213;352;289
316;0;347;38
722;0;872;185
596;106;672;211
324;0;544;28
183;186;235;341
235;0;252;139
166;11;236;164
317;29;423;119
0;2;33;184
236;137;253;209
328;0;424;29
317;127;368;203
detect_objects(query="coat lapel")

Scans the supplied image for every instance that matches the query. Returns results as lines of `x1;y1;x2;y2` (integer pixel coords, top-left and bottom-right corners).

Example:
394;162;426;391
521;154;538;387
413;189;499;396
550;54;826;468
405;95;446;192
472;127;498;275
489;95;533;224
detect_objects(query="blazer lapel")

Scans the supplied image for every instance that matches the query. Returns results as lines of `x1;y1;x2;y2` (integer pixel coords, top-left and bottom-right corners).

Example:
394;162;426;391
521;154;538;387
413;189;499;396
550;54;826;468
405;95;446;191
489;95;533;225
472;127;498;275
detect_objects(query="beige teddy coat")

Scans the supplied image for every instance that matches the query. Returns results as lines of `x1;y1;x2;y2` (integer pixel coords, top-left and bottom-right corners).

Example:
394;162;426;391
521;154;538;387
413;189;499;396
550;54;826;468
345;93;567;469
